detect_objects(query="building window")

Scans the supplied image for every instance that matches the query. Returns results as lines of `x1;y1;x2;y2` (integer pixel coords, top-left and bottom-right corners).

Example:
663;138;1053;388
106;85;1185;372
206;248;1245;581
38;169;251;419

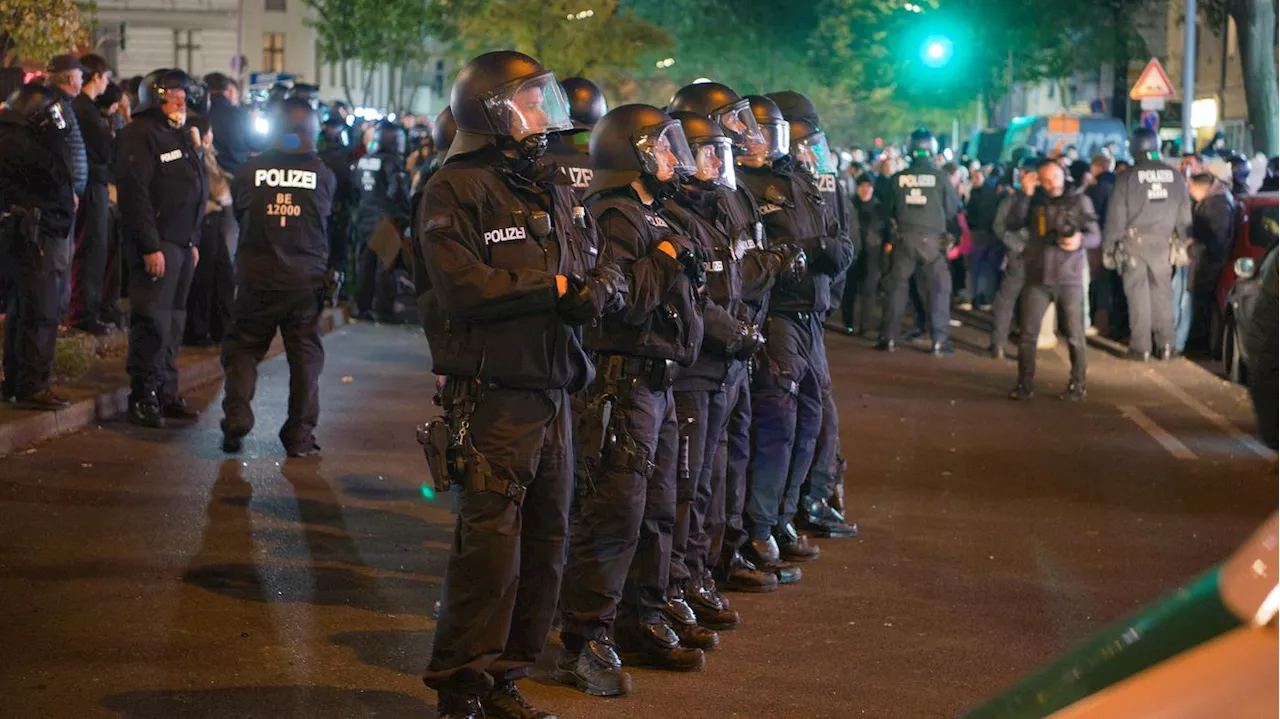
263;32;285;73
266;0;285;11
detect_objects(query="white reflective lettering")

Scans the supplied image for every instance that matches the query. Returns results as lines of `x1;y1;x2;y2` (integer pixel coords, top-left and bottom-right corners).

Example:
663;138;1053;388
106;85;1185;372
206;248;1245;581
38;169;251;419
254;169;319;190
484;226;528;244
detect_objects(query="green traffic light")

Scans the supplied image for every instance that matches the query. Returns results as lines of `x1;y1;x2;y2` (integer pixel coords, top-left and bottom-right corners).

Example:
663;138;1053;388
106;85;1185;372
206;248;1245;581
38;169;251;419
921;35;953;67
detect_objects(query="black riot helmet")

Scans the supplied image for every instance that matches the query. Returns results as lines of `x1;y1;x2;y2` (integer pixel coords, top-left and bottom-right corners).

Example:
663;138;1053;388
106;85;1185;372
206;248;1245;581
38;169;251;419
448;50;574;158
587;103;696;195
135;68;192;118
185;78;210;116
670;110;735;190
374;120;407;156
321;112;349;148
2;83;67;132
1131;127;1159;158
272;97;321;155
766;90;821;128
432;106;457;155
560;76;607;130
743;95;789;163
908;128;938;161
669;82;764;155
787;117;835;177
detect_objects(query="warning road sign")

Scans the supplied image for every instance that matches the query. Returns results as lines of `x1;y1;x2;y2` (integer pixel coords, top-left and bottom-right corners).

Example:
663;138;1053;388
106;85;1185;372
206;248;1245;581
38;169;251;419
1130;58;1175;100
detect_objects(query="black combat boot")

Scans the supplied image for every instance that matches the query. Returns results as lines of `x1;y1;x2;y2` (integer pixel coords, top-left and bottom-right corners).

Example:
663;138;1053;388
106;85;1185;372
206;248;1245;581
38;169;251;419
1008;384;1033;401
931;340;956;356
436;692;484;719
128;391;165;428
719;551;779;593
663;597;719;650
687;581;739;630
616;621;705;672
1058;382;1087;401
742;537;802;584
482;680;556;719
798;497;858;538
775;521;820;562
160;394;199;420
553;639;632;697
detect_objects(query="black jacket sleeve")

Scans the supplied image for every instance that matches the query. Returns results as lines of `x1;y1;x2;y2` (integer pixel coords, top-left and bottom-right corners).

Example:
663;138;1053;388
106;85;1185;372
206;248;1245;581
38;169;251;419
419;180;559;322
739;248;781;302
115;126;162;254
597;207;686;327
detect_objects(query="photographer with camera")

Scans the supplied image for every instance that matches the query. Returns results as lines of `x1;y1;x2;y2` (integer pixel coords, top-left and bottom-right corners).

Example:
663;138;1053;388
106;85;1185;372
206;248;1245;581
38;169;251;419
1004;159;1100;401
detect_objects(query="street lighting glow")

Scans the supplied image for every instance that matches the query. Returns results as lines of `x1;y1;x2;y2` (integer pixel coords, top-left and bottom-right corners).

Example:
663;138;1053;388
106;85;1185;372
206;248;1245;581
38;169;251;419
920;34;953;68
926;42;945;60
253;116;270;135
655;57;675;69
566;9;595;20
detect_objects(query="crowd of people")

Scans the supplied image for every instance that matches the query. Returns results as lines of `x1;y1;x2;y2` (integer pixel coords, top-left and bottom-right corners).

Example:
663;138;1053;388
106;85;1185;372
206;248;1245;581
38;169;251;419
1;47;1276;719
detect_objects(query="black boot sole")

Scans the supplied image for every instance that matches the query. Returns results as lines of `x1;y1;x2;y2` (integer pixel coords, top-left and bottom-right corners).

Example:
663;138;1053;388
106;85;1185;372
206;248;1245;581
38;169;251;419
617;650;705;673
691;612;739;631
721;579;779;594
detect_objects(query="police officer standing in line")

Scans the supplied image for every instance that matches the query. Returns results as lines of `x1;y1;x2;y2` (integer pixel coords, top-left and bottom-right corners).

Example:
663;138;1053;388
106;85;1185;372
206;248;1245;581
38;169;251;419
220;98;336;456
738;94;853;570
354;120;412;321
549;77;606;196
667;83;799;594
319;113;356;300
409;106;455;337
557;103;707;696
115;69;208;427
0;84;75;409
1102;128;1193;362
877;128;960;356
663;109;762;634
417;51;623;719
1005;159;1100;400
766;92;858;541
989;158;1039;359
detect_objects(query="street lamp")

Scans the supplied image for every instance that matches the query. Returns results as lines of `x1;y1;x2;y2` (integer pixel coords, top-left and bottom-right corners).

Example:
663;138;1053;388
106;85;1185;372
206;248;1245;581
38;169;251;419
920;35;953;68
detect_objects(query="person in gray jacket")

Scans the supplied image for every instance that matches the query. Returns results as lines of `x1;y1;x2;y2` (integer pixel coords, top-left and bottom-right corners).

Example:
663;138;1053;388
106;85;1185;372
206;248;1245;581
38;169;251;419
1004;160;1100;400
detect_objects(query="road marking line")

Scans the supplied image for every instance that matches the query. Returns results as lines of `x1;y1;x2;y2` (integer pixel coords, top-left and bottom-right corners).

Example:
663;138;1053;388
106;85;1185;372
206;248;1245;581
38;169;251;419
1117;404;1197;460
1145;371;1276;459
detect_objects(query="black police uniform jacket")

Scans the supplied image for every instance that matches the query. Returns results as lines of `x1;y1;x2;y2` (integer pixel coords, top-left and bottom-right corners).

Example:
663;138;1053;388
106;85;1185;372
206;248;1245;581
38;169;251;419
417;148;599;393
232;150;337;293
115;112;209;254
724;183;783;326
885;159;959;246
738;162;853;316
1101;158;1193;259
662;187;749;391
0;110;75;242
584;186;704;367
319;144;357;269
546;136;593;198
355;149;412;239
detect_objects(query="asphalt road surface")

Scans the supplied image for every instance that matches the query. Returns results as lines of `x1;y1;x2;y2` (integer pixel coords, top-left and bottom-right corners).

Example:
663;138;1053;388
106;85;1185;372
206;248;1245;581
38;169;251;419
0;318;1274;719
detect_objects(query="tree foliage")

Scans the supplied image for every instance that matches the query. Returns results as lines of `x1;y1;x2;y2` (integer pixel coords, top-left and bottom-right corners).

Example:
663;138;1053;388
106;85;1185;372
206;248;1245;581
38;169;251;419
0;0;92;68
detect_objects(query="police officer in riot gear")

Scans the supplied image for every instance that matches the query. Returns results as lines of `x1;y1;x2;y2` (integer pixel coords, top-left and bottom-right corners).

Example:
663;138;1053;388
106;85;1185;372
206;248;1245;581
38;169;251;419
663;109;762;633
354;120;411;321
668;85;801;591
738;94;854;571
319;113;356;297
878;128;960;356
220;98;336;455
767;91;859;542
1102;128;1193;362
548;76;606;196
410;106;455;337
116;69;209;427
557;103;708;696
0;84;75;409
417;50;623;719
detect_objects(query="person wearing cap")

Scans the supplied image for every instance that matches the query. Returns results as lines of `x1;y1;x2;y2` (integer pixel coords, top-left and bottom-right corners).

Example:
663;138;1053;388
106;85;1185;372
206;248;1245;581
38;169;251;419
0;83;76;410
67;54;115;336
46;54;88;201
220;98;336;457
115;69;209;428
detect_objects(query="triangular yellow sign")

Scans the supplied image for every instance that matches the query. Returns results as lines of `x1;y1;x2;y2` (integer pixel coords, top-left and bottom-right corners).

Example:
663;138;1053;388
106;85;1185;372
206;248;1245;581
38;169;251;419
1130;58;1175;100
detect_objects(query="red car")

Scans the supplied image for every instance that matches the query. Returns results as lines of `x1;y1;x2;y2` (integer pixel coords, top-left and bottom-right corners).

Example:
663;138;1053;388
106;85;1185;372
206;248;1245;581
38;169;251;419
1213;192;1279;373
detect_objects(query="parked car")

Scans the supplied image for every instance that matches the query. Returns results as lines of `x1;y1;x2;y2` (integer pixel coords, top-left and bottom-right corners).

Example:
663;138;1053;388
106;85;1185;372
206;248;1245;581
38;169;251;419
1214;193;1279;380
1223;243;1276;383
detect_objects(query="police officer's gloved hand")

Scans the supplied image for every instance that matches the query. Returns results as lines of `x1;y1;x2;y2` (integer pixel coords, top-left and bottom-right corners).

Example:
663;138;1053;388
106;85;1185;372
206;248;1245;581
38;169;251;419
733;322;766;360
558;266;626;325
771;244;809;284
677;245;707;291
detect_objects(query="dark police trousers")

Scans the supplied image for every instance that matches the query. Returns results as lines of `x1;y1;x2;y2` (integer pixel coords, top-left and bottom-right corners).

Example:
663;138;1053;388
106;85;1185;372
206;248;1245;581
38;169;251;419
1017;283;1087;390
710;361;750;571
1122;249;1174;355
2;239;62;398
672;380;734;590
990;257;1026;348
70;181;110;325
842;247;883;332
748;314;824;540
127;242;195;401
561;377;676;648
185;210;235;344
882;238;952;343
804;374;842;505
220;289;325;449
424;385;573;696
355;244;397;317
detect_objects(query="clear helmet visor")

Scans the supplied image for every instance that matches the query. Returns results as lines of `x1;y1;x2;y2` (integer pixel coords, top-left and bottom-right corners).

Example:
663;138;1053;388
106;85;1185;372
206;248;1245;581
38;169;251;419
793;130;836;176
748;121;789;162
636;121;697;182
692;138;736;190
715;100;765;154
483;71;574;141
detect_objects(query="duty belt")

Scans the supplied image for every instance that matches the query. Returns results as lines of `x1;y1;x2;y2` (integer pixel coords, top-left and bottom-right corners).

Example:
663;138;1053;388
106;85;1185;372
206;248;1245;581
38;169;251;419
594;353;679;391
773;310;815;323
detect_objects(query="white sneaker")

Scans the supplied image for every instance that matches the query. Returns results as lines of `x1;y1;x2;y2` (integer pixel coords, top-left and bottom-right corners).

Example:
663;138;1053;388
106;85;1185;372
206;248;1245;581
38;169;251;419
957;302;973;311
949;319;962;327
1085;326;1099;337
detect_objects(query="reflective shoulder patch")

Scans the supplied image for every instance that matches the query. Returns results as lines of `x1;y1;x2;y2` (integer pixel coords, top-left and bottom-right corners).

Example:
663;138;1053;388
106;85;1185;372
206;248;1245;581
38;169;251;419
424;214;453;233
759;203;784;215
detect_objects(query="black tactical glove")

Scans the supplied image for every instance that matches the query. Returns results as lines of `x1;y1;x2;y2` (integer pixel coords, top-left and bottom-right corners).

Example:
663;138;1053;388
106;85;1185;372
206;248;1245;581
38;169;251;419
558;266;627;325
677;244;708;292
732;322;766;360
771;244;808;284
